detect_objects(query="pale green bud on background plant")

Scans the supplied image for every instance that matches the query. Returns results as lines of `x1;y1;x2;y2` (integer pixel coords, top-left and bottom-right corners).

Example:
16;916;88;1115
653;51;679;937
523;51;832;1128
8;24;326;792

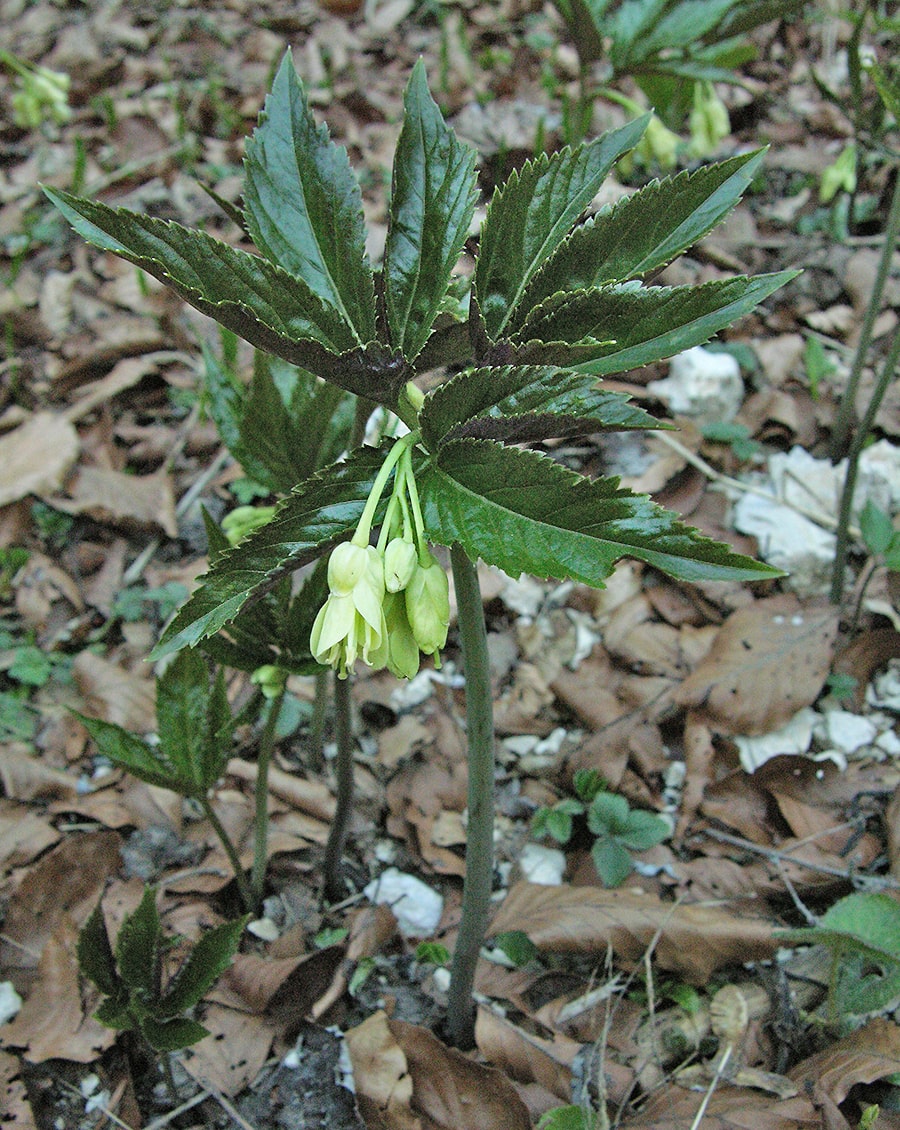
405;552;450;658
311;542;386;677
384;537;418;592
250;664;287;699
6;58;71;128
688;82;730;158
221;505;277;546
820;143;857;203
637;113;679;169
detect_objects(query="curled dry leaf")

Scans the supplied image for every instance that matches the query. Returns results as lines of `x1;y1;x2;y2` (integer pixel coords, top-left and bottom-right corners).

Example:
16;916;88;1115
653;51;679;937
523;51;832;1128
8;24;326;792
53;465;178;537
474;1007;579;1103
674;594;838;735
344;1011;421;1130
0;412;80;509
709;984;750;1046
491;883;777;984
788;1017;900;1107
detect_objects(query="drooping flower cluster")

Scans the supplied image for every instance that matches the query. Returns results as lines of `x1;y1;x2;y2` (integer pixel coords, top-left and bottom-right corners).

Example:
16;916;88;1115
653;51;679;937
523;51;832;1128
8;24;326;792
310;431;450;680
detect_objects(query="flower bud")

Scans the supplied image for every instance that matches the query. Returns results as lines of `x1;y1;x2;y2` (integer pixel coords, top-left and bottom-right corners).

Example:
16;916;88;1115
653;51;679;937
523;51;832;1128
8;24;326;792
250;664;287;699
375;593;420;680
327;540;372;594
405;553;449;657
383;537;418;592
221;505;276;546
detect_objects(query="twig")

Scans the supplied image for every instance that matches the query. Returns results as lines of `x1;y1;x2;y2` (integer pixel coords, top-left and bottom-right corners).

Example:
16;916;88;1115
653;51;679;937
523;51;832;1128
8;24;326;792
198;1079;260;1130
688;1044;733;1130
144;1089;211;1130
698;826;900;890
57;1079;136;1130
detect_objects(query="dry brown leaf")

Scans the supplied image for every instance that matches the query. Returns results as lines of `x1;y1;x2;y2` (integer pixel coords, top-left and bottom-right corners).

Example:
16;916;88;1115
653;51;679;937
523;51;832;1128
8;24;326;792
0;412;80;508
789;1017;900;1106
226;759;336;822
181;1004;274;1097
345;1010;421;1130
0;918;115;1064
73;650;156;733
674;595;838;734
621;1083;819;1128
490;883;777;984
390;1017;532;1130
54;465;177;537
474;1008;577;1102
313;904;399;1019
0;802;60;872
0;745;78;803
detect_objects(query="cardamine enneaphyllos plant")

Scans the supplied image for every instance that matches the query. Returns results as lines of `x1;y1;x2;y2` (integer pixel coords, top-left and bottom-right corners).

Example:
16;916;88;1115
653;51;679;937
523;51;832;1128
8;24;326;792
47;51;790;1047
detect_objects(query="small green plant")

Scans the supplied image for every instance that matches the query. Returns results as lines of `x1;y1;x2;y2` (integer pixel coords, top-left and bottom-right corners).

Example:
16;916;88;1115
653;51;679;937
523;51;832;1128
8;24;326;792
778;892;900;1028
415;940;451;967
533;769;669;887
0;48;70;129
550;0;806;147
48;51;788;1048
112;581;190;625
78;885;247;1095
701;420;762;461
537;1104;604;1130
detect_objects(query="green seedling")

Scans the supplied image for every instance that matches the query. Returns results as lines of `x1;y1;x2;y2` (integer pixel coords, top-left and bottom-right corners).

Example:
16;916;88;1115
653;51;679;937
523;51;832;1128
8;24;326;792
778;892;900;1029
701;420;762;461
803;334;837;400
534;770;669;887
415;941;451;967
537;1104;605;1130
78;885;248;1096
1;48;71;129
112;582;189;625
48;51;789;1047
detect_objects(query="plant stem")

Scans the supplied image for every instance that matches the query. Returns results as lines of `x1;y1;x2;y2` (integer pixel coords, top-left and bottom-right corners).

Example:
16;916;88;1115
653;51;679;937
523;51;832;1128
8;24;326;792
830;323;900;603
160;1050;181;1107
447;543;494;1050
308;669;329;773
323;672;354;902
251;689;284;905
830;171;900;460
200;796;255;914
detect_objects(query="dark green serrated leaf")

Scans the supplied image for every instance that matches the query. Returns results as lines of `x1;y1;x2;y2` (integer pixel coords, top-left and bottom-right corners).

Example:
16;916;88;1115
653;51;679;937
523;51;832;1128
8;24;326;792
140;1015;210;1052
510;151;764;328
43;188;357;354
384;61;478;360
473;116;649;341
94;996;134;1030
638;0;741;57
243;52;375;343
508;271;798;374
76;712;193;795
606;0;669;66
156;649;217;791
420;364;661;449
152;444;391;658
418;439;783;585
115;886;160;999
78;902;120;997
157;914;249;1019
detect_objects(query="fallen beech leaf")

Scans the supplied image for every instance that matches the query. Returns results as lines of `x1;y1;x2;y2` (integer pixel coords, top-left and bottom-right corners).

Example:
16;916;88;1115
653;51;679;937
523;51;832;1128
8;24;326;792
0;745;78;803
345;1010;421;1130
181;1004;274;1097
474;1008;577;1102
491;883;777;984
0;412;80;508
73;651;156;733
788;1017;900;1105
674;595;837;734
0;1049;36;1130
390;1017;532;1130
623;1083;818;1128
54;465;177;537
0;802;60;872
0;918;114;1064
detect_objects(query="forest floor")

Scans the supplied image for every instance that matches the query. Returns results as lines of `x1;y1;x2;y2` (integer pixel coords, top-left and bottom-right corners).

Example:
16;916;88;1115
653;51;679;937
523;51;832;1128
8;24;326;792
2;1;900;1127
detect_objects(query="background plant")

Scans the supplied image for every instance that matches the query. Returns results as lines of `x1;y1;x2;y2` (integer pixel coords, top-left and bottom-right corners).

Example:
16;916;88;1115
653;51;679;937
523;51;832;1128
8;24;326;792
48;50;789;1047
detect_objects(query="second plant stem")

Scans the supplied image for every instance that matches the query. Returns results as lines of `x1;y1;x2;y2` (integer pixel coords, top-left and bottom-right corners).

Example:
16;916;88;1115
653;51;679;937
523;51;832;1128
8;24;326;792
251;688;285;906
323;673;354;902
447;542;494;1050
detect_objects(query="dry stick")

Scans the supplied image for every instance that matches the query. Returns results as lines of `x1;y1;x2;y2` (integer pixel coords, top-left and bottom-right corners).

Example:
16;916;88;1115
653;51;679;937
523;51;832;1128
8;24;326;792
144;1089;211;1130
447;543;495;1050
688;1044;733;1130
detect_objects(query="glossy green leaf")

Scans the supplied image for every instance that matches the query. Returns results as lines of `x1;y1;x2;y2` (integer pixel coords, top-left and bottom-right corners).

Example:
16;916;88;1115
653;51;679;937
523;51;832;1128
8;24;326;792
384;61;478;360
606;0;669;66
636;0;741;57
152;444;391;658
860;499;894;557
78;902;120;998
243;51;375;343
473;116;649;340
140;1015;210;1052
115;886;160;998
158;915;249;1019
419;439;783;585
510;151;764;327
508;271;798;374
420;364;661;449
156;650;231;793
43;188;357;354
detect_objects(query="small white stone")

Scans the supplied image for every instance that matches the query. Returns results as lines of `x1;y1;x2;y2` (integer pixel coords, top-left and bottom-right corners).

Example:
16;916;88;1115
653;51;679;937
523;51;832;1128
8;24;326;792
732;492;835;595
364;868;443;937
876;729;900;756
647;346;743;424
822;709;879;754
246;917;280;941
734;707;818;772
432;967;451;992
0;982;22;1025
518;842;567;885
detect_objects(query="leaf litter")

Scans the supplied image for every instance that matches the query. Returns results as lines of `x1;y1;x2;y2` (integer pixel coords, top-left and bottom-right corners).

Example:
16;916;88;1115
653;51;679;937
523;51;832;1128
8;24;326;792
1;1;900;1127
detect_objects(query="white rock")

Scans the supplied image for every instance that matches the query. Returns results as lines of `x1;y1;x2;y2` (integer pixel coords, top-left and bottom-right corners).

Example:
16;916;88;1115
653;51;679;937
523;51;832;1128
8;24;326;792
734;707;818;773
518;842;567;885
247;917;280;941
821;709;879;754
732;492;835;595
858;439;900;511
364;868;443;937
0;982;22;1025
647;346;743;424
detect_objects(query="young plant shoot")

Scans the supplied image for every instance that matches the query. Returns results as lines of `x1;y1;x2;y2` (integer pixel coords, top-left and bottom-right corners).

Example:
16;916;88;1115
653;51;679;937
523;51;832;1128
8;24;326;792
48;52;789;1046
